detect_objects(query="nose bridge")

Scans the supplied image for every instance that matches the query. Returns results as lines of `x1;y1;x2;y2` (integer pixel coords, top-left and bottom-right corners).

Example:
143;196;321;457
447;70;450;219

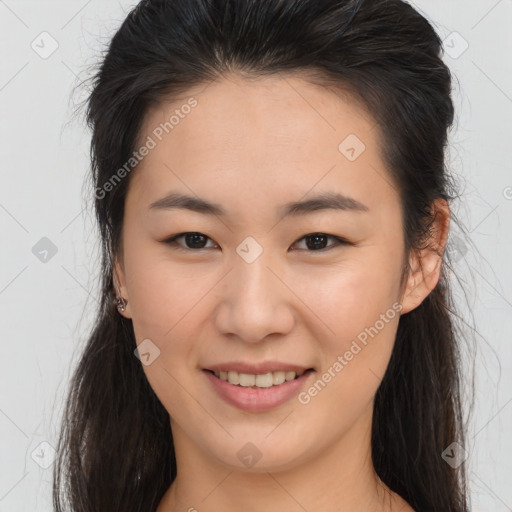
233;243;275;302
215;240;295;343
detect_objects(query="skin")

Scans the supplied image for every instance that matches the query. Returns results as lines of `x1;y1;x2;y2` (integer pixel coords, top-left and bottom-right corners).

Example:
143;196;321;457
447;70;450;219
113;73;449;512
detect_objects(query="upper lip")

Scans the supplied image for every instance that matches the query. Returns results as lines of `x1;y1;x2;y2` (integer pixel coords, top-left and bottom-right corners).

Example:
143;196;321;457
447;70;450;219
204;361;314;374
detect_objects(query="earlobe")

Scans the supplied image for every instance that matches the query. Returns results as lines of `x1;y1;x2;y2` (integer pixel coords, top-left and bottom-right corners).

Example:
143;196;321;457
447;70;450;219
399;199;450;315
113;258;132;319
400;254;443;314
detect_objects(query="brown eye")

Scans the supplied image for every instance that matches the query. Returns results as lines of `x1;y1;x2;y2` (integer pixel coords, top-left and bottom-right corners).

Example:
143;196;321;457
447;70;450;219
164;232;218;250
292;233;348;252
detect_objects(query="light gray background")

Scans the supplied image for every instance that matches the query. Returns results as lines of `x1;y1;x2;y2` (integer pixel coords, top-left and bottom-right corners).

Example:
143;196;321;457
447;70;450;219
1;1;511;510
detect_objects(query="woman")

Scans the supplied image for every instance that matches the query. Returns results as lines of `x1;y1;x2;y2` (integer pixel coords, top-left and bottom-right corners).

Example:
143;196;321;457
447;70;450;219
53;0;472;510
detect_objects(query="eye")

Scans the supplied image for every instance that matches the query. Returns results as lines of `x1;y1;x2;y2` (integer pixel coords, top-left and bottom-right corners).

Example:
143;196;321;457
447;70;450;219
291;233;349;252
164;232;219;251
163;231;349;252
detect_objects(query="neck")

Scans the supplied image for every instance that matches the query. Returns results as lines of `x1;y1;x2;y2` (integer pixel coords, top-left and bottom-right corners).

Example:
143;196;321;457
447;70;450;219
157;404;405;512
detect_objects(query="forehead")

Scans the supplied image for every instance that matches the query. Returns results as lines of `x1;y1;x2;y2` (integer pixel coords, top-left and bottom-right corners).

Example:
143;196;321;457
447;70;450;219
137;72;377;152
127;73;396;217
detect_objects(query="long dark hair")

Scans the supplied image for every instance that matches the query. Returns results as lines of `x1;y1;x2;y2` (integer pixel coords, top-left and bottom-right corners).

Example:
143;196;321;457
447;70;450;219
53;0;474;510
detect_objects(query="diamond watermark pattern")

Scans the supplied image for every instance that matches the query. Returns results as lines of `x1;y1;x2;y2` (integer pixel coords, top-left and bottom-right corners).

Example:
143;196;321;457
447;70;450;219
237;442;262;468
446;235;468;263
441;441;468;468
442;31;468;59
134;338;161;366
236;236;263;264
31;237;58;263
31;31;59;59
338;134;366;161
31;441;57;469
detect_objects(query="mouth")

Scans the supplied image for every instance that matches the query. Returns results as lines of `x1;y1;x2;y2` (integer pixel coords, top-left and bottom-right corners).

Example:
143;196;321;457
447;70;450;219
203;367;315;411
203;368;315;389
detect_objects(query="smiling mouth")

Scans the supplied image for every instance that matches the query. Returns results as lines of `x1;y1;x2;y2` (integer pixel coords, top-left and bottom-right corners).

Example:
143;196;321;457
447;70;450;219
204;368;314;389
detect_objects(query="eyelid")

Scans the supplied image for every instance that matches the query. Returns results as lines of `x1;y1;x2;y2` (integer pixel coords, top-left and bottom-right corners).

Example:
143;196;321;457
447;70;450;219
163;232;219;251
291;233;349;252
163;232;351;252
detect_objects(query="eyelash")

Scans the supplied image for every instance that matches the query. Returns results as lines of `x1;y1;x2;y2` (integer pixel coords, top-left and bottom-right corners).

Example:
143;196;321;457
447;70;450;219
163;232;351;253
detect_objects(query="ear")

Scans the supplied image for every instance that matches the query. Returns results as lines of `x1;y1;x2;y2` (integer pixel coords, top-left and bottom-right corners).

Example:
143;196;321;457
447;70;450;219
113;255;132;319
400;199;450;315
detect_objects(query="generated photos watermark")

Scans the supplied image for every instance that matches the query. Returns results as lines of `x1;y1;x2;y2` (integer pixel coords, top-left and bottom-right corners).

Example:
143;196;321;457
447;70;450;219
298;301;403;404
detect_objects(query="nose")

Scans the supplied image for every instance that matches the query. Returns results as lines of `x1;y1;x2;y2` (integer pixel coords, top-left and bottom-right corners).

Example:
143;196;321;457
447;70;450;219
213;249;296;344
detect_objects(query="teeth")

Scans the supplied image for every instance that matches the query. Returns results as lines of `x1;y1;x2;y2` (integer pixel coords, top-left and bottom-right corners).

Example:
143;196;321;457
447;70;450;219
227;371;239;385
239;373;255;387
213;369;307;387
285;371;296;382
272;371;285;385
255;372;273;388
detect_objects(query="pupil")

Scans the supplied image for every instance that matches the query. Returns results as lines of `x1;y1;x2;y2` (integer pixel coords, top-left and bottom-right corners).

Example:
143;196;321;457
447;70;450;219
187;233;206;248
307;234;326;250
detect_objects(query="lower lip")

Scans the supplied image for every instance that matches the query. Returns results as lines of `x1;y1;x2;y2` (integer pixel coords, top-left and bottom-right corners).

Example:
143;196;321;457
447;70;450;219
203;370;314;412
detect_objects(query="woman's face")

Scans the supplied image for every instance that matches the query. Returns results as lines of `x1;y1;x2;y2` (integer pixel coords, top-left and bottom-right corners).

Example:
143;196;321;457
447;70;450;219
115;74;421;472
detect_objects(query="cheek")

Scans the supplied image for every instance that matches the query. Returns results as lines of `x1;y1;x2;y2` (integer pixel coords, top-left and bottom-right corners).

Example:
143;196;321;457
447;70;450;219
123;238;214;338
296;248;402;405
294;271;400;436
297;247;402;337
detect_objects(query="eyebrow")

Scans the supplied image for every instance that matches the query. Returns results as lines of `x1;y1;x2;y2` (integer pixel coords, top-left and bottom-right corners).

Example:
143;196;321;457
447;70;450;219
149;191;369;217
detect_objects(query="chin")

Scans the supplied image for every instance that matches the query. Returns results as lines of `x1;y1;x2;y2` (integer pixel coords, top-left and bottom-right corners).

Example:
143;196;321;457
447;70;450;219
200;431;314;473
